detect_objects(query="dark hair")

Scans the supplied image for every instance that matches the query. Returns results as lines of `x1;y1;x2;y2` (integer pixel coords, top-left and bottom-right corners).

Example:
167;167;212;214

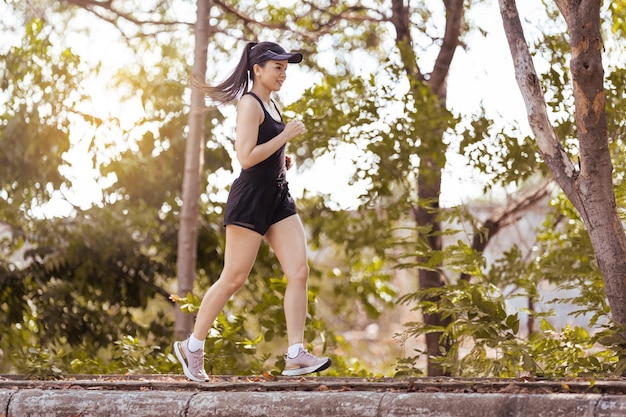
195;41;303;105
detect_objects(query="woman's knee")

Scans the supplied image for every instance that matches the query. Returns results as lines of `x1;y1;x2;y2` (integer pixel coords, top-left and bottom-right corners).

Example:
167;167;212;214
219;271;249;294
286;264;309;285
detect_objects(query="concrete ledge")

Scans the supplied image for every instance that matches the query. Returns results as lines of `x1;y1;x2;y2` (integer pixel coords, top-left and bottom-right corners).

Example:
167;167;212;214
189;391;385;417
5;389;195;417
1;389;15;417
4;389;626;416
3;376;626;416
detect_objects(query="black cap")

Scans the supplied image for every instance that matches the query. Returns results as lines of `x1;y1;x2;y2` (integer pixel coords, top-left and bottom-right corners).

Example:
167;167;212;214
249;42;303;69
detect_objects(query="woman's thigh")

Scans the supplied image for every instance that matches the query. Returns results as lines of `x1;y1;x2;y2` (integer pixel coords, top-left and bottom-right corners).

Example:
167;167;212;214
264;215;308;277
222;225;264;279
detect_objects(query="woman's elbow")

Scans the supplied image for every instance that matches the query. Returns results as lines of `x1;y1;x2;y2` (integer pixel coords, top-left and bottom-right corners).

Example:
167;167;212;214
238;156;255;170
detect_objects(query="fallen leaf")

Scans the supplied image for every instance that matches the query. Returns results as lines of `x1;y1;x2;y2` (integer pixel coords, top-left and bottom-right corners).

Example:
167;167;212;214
262;370;277;380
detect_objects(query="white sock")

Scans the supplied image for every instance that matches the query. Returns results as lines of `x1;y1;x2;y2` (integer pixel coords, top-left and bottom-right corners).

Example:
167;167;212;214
287;343;304;358
187;335;205;352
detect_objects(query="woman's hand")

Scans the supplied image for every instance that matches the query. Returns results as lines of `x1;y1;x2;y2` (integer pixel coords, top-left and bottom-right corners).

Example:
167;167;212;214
282;119;305;141
285;154;293;170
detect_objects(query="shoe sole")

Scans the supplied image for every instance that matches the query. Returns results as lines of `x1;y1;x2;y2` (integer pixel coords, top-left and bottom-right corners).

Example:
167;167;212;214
282;358;332;376
173;341;208;382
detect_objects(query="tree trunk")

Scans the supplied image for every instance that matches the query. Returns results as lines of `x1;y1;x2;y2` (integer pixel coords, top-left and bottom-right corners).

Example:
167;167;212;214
499;0;626;330
391;0;464;376
415;170;450;376
175;0;212;340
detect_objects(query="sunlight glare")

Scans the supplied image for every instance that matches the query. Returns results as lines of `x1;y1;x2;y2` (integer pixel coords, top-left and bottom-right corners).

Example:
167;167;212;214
42;73;145;217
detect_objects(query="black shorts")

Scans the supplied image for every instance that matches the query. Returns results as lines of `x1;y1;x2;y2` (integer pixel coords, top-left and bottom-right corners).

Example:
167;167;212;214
224;178;297;235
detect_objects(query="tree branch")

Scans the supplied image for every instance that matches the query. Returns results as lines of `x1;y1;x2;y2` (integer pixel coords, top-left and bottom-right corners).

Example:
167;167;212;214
212;0;287;31
429;0;464;99
390;0;424;82
498;0;579;206
213;0;384;42
61;0;193;42
460;180;555;281
63;0;193;27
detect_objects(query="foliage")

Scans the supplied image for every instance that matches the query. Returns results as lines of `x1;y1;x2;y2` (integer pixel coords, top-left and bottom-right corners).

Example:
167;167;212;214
395;171;626;377
396;279;623;378
611;1;626;37
14;347;66;380
0;4;387;379
390;2;626;379
0;18;80;220
9;337;180;379
2;0;626;381
112;335;178;375
284;0;626;379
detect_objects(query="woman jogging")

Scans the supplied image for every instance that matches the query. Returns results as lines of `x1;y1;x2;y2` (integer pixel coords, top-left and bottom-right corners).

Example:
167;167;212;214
174;41;332;382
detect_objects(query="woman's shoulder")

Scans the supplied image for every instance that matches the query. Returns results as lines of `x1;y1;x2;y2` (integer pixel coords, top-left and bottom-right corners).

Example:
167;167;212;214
238;93;262;109
237;93;264;123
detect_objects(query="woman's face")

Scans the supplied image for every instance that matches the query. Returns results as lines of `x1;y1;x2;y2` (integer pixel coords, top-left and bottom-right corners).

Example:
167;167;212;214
253;59;289;92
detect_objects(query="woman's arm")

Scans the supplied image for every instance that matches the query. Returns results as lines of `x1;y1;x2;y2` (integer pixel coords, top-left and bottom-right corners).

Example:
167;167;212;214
235;95;304;169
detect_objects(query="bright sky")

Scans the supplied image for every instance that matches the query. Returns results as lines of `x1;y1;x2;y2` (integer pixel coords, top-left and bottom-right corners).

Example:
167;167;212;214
1;0;551;216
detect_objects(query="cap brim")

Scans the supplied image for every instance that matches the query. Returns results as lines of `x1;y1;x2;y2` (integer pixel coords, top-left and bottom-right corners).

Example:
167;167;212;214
283;53;303;63
262;50;303;64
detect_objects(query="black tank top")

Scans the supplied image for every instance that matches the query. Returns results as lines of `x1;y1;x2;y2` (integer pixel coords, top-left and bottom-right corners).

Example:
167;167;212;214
238;92;286;184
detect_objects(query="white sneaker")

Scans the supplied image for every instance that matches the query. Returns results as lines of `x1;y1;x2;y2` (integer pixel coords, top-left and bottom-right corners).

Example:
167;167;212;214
173;338;209;382
282;349;332;376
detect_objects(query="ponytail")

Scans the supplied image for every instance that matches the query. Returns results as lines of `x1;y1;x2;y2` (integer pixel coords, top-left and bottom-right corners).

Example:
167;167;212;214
194;42;257;105
194;41;301;105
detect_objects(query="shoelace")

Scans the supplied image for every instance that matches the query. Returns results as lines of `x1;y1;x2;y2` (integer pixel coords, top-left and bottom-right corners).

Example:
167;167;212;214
188;349;205;374
299;350;316;359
